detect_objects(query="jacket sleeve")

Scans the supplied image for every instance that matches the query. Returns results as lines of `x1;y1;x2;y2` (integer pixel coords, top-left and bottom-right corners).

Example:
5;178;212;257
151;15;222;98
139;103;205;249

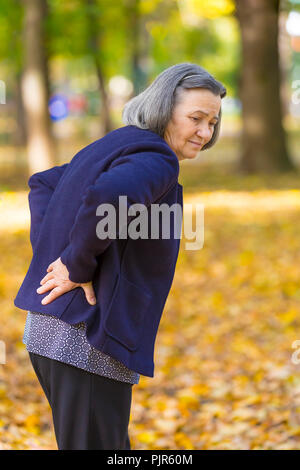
28;163;69;251
60;143;179;283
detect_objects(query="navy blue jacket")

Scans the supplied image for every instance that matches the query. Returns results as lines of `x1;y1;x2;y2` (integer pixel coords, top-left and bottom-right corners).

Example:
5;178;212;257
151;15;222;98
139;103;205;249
14;125;183;377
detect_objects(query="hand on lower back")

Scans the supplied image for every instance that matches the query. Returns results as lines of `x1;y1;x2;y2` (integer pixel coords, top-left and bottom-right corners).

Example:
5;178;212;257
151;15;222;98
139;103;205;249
36;257;97;306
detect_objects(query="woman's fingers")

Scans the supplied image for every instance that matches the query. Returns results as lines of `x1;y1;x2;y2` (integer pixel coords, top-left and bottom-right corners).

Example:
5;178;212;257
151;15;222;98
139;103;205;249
36;255;78;305
80;282;97;305
40;273;54;285
36;279;57;294
41;286;65;305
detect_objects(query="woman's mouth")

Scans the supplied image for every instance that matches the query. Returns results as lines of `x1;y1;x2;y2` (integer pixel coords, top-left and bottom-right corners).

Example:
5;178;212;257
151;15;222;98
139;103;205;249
189;140;202;147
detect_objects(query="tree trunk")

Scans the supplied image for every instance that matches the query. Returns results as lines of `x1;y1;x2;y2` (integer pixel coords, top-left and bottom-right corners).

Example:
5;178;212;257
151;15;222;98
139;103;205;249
21;0;55;175
14;71;27;147
235;0;294;173
126;0;149;95
86;0;113;134
94;55;114;134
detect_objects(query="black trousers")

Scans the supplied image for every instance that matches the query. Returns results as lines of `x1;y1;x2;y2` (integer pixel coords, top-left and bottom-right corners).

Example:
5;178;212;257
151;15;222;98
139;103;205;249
28;351;134;450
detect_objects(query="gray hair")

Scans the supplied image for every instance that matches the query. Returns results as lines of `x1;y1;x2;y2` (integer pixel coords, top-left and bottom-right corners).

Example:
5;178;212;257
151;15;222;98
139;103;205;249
122;62;227;151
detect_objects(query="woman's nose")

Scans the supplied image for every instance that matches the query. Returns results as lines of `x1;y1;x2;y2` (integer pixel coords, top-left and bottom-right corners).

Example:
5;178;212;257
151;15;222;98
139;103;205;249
195;126;212;142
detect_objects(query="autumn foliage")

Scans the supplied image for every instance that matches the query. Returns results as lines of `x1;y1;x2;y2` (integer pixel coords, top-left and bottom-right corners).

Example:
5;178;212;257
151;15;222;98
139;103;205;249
1;170;300;449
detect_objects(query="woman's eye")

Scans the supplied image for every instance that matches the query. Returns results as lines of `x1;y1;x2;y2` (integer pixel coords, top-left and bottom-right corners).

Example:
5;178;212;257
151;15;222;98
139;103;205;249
191;117;216;127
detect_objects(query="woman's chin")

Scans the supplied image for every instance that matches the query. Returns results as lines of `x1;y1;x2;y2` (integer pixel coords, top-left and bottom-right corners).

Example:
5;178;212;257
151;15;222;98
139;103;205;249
177;149;200;161
185;151;199;160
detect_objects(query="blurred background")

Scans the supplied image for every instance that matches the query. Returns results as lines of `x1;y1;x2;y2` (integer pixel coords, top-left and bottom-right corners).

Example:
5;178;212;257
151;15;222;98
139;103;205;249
1;0;300;450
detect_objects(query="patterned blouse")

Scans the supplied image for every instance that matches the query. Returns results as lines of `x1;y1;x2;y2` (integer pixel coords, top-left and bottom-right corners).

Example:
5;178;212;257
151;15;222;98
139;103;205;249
23;311;140;385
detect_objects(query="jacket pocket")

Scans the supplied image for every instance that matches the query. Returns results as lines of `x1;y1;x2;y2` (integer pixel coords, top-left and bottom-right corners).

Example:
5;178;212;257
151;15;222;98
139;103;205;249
103;273;152;351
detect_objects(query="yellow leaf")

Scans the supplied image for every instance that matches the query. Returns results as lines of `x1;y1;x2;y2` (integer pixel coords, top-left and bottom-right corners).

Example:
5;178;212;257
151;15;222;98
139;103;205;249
277;308;298;325
137;431;157;445
174;432;195;449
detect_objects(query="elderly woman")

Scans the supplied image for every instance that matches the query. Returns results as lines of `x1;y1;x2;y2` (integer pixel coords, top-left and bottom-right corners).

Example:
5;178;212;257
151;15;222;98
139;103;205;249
14;62;226;450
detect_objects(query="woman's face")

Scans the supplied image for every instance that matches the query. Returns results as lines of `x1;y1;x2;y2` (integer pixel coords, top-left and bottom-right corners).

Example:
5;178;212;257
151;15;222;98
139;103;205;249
163;88;222;161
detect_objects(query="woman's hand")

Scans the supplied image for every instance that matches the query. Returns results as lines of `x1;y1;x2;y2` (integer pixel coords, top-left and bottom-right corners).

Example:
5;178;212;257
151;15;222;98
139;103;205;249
36;257;97;306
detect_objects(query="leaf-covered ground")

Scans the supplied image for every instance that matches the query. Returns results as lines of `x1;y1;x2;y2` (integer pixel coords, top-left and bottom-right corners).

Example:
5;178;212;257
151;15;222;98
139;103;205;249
1;169;300;450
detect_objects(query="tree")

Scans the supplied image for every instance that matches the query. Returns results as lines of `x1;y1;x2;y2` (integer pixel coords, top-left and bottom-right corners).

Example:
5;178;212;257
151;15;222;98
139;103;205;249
21;0;55;175
124;0;150;95
0;0;27;146
235;0;295;173
85;0;113;134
